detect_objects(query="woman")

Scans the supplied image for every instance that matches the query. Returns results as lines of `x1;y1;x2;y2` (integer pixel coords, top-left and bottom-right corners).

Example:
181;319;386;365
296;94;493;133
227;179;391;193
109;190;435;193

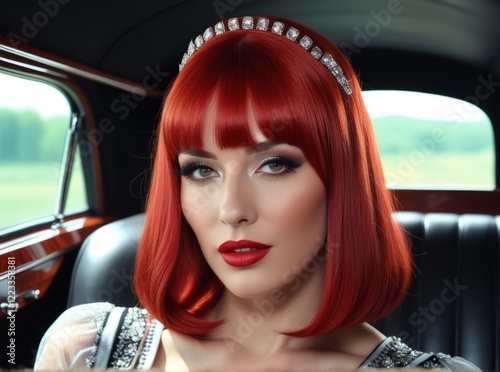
35;16;480;370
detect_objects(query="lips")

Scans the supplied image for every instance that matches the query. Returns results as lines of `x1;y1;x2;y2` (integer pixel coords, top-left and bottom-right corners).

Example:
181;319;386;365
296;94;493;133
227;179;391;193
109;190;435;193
218;240;272;267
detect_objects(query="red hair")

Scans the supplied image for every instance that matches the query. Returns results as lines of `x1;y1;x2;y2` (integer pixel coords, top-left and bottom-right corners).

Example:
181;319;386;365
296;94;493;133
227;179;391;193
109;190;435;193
134;16;412;337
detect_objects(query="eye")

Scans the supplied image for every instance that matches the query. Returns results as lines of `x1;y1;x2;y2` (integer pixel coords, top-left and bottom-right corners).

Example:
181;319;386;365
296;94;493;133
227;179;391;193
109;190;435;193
178;162;218;183
258;156;302;176
194;167;214;178
262;162;285;173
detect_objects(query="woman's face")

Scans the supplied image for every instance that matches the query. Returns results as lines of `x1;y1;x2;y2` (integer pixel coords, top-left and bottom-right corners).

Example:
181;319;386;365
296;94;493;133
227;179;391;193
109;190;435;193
179;116;327;300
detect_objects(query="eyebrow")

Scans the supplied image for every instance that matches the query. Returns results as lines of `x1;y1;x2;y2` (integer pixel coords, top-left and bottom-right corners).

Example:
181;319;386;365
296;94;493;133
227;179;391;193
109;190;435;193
179;141;282;159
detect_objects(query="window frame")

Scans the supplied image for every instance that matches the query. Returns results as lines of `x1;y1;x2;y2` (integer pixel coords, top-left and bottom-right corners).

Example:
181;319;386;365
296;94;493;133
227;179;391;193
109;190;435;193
0;59;92;241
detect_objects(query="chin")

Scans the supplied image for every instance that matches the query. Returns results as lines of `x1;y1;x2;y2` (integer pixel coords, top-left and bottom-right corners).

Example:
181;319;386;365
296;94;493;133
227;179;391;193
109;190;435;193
221;274;283;301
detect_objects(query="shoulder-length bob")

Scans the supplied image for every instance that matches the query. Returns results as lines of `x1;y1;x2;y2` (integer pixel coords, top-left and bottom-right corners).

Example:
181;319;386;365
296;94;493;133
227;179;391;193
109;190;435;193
134;15;412;338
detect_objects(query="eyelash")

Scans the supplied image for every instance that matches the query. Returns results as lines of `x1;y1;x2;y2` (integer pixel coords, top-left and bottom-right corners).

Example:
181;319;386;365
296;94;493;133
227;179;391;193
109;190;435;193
177;157;302;184
257;156;302;178
176;162;215;184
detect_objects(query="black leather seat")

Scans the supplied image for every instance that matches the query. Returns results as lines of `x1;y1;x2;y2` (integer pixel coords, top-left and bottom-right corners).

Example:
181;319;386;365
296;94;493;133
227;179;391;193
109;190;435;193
374;212;500;371
67;213;144;308
67;212;500;370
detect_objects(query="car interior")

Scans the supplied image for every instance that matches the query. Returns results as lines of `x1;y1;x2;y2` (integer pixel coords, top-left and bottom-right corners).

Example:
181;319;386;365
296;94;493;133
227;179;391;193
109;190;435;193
0;0;499;370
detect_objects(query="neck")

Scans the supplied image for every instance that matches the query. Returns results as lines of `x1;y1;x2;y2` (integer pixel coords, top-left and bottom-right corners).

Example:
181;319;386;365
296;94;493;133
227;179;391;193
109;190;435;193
208;263;325;356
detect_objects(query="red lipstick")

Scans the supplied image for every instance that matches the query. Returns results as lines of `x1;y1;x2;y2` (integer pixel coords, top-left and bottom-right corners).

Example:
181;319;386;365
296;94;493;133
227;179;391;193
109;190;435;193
218;240;272;267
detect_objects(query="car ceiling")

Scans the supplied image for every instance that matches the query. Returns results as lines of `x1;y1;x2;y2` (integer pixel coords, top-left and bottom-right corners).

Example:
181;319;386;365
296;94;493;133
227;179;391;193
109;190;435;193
1;0;500;92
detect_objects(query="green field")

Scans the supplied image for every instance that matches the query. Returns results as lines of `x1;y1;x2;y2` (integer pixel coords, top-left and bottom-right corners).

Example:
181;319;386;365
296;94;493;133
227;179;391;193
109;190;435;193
0;162;87;230
381;150;494;188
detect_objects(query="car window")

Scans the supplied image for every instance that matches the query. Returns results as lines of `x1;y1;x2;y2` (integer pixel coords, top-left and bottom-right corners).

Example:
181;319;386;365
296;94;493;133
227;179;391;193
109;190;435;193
363;90;495;190
0;71;87;232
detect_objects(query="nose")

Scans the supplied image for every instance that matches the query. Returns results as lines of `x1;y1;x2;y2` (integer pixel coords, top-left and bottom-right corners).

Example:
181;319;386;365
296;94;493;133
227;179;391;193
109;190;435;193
219;175;257;227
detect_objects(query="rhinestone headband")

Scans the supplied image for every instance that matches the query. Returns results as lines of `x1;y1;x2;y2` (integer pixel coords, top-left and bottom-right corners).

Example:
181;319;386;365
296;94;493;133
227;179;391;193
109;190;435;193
179;16;352;95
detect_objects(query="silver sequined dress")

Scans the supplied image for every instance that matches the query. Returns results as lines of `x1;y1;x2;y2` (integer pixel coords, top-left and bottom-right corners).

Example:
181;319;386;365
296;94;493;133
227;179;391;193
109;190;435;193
34;302;481;370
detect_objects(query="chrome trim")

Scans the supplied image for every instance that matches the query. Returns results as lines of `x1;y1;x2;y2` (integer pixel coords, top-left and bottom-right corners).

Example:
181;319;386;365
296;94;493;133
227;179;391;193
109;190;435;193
0;43;152;95
0;55;67;78
53;113;81;227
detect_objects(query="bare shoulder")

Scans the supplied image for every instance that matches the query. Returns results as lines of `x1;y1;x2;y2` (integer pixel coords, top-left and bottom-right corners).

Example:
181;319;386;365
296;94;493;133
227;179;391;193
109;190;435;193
318;322;386;358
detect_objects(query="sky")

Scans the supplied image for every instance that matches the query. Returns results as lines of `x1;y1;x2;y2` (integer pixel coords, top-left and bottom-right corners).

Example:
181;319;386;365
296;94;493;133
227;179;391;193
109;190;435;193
0;71;70;118
362;90;490;125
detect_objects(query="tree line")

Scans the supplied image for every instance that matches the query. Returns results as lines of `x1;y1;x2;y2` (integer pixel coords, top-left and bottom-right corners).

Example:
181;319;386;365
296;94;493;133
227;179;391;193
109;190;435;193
372;115;494;155
0;108;69;163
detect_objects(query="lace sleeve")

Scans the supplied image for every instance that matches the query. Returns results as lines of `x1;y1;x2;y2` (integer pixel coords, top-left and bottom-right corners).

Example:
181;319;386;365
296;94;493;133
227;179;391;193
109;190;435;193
34;302;114;371
439;356;482;372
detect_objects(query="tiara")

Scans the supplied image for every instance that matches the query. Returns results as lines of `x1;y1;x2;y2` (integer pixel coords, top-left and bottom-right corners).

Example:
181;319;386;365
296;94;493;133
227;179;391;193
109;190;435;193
178;16;352;95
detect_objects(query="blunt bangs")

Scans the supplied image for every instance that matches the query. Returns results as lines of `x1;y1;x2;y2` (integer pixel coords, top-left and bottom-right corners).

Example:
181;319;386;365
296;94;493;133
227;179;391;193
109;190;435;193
162;29;348;184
